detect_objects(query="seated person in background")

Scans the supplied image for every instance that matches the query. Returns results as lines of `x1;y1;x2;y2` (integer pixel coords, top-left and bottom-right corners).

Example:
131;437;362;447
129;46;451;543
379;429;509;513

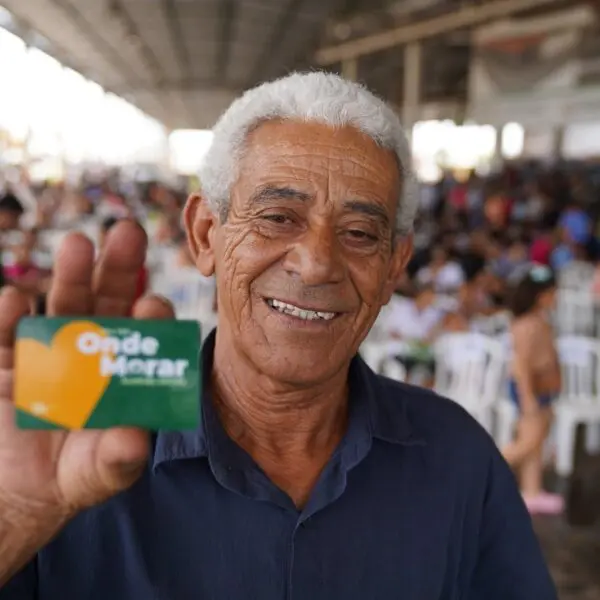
551;205;592;272
530;227;554;266
385;283;443;343
559;200;592;249
154;213;181;245
175;235;196;269
476;268;507;314
0;189;24;234
416;246;465;294
503;265;563;515
461;274;494;317
3;241;45;294
385;283;443;388
491;237;530;280
51;190;94;229
455;232;486;281
434;276;491;335
438;311;470;333
20;227;52;268
550;230;576;272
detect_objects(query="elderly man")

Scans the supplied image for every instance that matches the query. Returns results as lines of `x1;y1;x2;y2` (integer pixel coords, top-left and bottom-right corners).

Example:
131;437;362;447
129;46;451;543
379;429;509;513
0;73;555;599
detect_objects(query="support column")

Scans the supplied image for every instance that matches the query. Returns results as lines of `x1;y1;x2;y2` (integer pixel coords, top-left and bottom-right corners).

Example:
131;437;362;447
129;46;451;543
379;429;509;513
341;58;358;82
402;42;422;140
552;124;564;161
492;123;504;169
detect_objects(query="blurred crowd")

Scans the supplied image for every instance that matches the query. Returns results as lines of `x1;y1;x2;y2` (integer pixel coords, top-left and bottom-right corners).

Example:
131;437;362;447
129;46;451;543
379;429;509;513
377;160;600;345
0;167;199;312
2;160;600;328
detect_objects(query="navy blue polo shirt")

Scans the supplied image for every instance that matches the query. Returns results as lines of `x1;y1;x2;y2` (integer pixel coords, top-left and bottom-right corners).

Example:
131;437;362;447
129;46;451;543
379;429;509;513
2;332;556;599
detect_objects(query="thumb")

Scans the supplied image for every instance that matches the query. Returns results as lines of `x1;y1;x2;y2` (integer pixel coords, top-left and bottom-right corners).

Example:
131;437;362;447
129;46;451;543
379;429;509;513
92;428;150;500
132;295;175;320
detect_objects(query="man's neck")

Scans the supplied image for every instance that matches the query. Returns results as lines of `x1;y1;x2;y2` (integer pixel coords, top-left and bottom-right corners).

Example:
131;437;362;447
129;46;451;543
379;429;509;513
211;329;350;506
212;330;349;456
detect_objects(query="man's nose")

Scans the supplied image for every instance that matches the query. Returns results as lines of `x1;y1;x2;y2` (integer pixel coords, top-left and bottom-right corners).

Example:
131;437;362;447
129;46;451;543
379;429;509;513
284;225;345;286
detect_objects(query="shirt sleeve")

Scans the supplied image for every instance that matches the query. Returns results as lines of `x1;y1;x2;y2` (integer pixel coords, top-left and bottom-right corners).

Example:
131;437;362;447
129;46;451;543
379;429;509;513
468;448;558;600
0;560;37;599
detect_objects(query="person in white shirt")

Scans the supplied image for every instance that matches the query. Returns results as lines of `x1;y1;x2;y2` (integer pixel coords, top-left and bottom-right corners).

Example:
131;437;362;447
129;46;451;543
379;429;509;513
416;246;465;293
385;284;443;343
381;284;444;387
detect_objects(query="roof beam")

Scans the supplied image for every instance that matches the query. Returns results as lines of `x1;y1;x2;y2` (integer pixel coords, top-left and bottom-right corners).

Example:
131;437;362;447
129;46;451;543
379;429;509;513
314;0;568;65
47;0;144;83
161;0;191;78
587;0;600;15
215;0;238;81
107;0;166;85
247;0;306;85
110;78;242;94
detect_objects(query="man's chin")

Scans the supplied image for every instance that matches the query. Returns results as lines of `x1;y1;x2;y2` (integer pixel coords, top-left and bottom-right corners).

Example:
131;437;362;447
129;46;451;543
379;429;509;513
253;345;348;386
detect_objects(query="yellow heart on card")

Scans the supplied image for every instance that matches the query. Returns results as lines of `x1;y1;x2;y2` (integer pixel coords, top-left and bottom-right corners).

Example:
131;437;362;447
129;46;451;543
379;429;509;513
14;321;113;429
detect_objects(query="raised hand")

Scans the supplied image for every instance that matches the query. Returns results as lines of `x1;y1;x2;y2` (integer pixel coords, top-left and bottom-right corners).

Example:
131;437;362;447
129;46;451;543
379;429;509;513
0;220;174;582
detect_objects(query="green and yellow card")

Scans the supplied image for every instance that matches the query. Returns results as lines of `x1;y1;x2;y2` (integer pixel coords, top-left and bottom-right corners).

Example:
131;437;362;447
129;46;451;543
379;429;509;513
14;317;201;431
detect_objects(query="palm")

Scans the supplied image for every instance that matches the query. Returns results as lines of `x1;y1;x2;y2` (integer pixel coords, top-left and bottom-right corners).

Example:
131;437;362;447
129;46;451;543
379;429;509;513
0;410;146;510
0;222;172;517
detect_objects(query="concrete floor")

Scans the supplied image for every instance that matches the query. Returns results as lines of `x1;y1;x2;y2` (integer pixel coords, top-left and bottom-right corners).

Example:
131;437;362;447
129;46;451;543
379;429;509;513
536;517;600;598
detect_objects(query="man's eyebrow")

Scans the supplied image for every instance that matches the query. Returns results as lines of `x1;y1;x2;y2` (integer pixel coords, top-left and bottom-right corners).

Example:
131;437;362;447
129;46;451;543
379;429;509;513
343;200;390;227
249;185;312;204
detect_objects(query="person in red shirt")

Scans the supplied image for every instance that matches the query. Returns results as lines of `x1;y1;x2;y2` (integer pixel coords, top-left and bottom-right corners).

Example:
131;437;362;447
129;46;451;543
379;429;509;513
530;229;553;266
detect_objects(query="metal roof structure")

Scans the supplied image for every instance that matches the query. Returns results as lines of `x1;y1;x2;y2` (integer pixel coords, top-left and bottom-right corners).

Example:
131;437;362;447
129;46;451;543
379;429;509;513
0;0;595;129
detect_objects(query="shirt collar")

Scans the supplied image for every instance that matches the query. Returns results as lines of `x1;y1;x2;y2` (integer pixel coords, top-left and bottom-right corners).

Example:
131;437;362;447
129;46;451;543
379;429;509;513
153;329;420;470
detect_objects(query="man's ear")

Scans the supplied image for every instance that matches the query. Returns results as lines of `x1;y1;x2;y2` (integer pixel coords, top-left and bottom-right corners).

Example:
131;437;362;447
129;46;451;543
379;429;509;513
382;234;413;304
182;193;217;277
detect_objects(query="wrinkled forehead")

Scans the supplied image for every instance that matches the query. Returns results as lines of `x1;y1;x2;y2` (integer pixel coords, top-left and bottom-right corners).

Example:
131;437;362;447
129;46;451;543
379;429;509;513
236;120;401;202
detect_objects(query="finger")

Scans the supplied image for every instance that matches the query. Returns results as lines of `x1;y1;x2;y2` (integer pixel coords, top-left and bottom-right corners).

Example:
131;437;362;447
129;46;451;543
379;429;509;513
64;428;150;508
47;233;95;316
93;220;147;317
132;295;175;320
0;287;30;400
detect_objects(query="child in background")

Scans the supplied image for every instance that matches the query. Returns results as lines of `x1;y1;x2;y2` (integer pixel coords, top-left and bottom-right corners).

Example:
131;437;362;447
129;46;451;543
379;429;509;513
503;265;563;514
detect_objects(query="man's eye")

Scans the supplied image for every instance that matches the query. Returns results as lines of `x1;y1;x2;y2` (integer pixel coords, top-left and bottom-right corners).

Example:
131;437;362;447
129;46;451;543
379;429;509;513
347;229;378;241
262;214;291;224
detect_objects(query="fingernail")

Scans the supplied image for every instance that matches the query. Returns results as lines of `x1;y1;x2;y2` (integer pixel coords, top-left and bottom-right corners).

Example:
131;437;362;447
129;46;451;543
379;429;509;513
153;295;173;309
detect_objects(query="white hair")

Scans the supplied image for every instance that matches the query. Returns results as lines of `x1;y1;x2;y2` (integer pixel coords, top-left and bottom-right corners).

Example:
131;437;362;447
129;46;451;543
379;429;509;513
199;71;418;236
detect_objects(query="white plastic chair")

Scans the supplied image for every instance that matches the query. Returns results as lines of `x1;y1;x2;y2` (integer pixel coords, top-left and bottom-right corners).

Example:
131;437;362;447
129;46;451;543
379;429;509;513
554;336;600;477
558;261;594;291
434;333;505;434
472;312;511;337
493;333;517;448
556;289;595;336
151;268;216;334
360;340;409;382
39;229;69;258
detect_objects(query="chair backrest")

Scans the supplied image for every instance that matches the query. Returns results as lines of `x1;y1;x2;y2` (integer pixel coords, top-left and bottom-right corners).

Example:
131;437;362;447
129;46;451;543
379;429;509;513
472;311;511;336
151;268;216;325
434;333;506;412
556;289;595;336
556;336;600;404
559;261;595;291
379;358;407;382
360;340;411;382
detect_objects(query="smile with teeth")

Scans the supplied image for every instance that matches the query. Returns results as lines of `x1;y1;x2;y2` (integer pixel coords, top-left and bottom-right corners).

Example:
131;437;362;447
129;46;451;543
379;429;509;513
266;298;337;321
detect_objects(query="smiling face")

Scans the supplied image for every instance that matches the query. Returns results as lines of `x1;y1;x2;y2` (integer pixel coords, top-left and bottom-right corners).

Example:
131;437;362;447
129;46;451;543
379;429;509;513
185;120;412;385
